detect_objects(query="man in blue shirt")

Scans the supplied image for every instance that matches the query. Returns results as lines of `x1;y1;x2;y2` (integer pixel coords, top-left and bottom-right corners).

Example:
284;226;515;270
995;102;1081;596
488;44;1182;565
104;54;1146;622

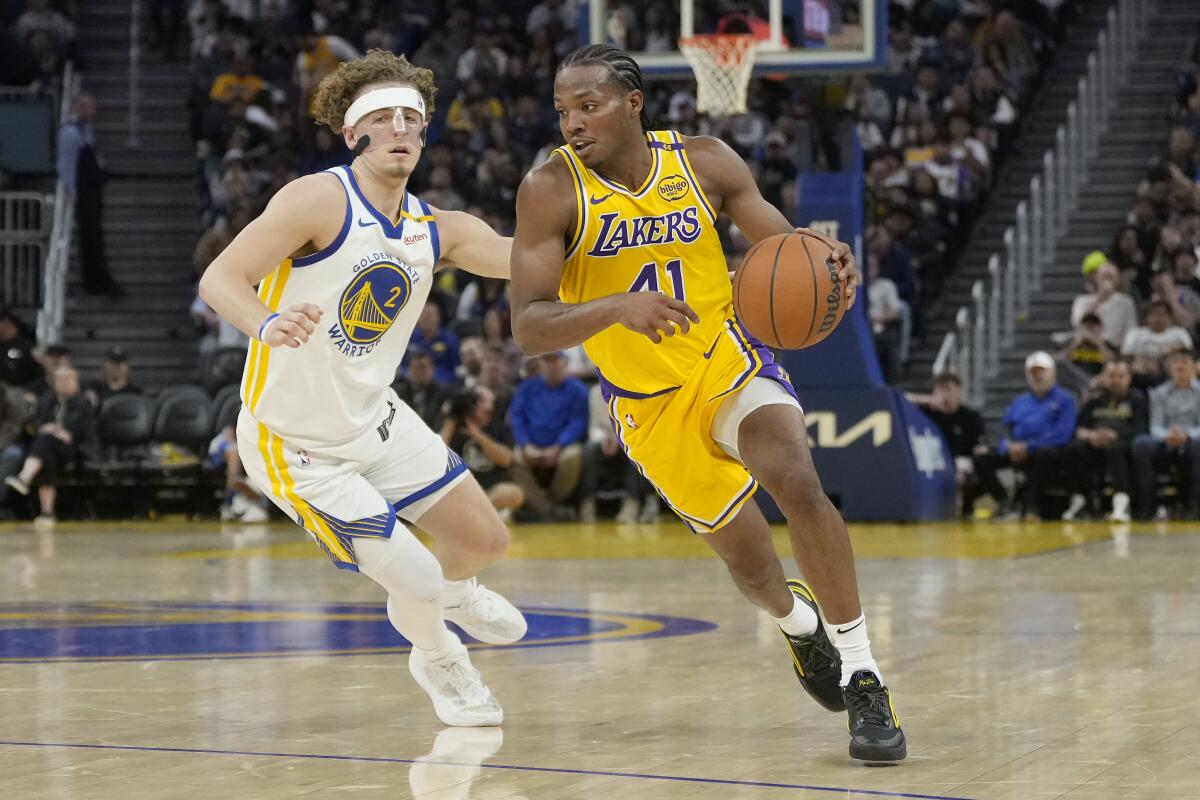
508;351;588;519
1131;350;1200;519
57;94;120;297
969;351;1077;521
408;301;460;385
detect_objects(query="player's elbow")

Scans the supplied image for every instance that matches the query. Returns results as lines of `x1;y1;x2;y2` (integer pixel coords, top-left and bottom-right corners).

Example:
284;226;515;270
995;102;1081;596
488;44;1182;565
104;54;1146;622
510;308;545;355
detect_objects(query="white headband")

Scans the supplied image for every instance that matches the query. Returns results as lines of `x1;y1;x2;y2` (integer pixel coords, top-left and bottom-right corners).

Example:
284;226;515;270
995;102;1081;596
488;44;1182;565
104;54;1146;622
343;87;426;128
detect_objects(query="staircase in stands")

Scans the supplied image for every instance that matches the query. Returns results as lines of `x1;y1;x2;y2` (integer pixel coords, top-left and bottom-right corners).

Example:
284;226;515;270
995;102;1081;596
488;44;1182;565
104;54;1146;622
67;0;200;390
901;0;1194;426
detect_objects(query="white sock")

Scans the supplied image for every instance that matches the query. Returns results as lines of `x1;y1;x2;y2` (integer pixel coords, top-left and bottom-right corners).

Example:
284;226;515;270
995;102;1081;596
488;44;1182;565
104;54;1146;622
825;613;881;686
771;594;819;637
442;578;474;608
413;626;462;663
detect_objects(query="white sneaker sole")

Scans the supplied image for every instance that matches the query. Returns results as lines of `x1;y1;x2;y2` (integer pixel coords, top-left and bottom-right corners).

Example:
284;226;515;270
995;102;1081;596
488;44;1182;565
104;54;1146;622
408;651;503;728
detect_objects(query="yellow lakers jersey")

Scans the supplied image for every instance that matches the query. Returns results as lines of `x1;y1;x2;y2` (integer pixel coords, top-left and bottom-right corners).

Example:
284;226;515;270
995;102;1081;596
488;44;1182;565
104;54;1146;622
557;130;731;395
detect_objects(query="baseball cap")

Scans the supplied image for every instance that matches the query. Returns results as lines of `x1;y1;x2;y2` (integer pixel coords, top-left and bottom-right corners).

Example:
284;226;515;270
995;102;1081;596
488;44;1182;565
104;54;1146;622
1024;351;1055;372
105;346;129;363
1081;251;1108;275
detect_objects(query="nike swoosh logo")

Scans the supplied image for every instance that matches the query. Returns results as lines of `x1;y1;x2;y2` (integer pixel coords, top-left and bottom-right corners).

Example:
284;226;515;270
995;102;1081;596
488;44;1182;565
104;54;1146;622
836;619;865;635
357;218;377;228
590;192;614;205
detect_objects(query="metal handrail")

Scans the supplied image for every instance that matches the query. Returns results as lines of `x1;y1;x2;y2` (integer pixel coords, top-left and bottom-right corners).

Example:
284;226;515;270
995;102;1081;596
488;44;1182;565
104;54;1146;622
36;62;80;345
932;331;956;378
934;0;1149;403
987;255;1001;377
128;0;142;147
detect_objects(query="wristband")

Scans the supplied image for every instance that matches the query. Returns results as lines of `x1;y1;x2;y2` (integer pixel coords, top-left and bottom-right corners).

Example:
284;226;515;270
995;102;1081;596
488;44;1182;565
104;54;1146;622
258;312;281;342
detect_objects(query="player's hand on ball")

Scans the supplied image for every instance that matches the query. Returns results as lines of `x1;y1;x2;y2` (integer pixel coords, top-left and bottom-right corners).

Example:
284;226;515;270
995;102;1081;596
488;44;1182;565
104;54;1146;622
263;303;323;349
618;292;700;344
795;228;858;310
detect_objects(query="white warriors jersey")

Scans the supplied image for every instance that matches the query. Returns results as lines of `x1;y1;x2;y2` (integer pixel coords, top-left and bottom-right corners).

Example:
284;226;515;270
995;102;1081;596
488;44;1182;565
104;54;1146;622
240;165;440;444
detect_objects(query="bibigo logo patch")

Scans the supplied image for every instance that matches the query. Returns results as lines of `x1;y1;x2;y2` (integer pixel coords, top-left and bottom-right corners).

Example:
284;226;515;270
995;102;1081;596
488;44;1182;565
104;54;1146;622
656;174;690;202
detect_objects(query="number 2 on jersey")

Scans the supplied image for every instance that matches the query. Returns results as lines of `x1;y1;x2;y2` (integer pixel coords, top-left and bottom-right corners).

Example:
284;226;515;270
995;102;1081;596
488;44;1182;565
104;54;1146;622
628;259;686;301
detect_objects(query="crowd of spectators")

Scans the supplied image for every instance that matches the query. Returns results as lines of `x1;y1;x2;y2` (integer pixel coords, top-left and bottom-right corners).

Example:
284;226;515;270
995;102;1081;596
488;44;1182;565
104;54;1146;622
908;22;1200;524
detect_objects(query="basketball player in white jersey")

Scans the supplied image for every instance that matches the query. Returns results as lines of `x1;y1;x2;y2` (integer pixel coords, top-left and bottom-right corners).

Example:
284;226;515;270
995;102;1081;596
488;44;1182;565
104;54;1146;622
198;50;524;727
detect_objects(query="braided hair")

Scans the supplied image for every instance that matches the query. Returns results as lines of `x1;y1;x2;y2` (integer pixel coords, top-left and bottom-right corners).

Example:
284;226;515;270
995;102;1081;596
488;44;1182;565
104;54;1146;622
557;44;650;130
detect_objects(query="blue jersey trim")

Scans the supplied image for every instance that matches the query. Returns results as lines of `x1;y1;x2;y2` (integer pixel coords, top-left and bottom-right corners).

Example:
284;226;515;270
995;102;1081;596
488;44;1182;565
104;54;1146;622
343;165;407;240
391;459;468;512
292;172;352;267
418;198;440;262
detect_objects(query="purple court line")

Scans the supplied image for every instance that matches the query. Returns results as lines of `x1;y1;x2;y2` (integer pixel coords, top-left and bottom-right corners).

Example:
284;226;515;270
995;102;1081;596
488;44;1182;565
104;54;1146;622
0;740;974;800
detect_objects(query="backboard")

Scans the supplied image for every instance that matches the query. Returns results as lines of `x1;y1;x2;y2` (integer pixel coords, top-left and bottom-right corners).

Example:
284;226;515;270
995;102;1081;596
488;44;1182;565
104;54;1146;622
580;0;888;77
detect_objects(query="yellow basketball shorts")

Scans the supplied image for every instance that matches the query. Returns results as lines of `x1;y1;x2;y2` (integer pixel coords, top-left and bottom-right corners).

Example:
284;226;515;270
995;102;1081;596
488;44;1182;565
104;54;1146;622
600;318;800;533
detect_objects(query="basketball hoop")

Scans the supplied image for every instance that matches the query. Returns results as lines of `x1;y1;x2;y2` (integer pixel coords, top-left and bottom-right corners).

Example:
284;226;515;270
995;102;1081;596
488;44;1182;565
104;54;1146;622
678;34;759;116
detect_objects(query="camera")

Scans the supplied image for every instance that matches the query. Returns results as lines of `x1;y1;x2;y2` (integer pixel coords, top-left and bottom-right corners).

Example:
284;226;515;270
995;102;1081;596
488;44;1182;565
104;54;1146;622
445;389;478;423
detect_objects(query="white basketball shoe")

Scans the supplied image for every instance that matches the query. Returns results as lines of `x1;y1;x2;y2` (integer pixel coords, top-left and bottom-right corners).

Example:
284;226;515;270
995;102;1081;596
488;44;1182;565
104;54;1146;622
443;578;527;645
409;633;503;727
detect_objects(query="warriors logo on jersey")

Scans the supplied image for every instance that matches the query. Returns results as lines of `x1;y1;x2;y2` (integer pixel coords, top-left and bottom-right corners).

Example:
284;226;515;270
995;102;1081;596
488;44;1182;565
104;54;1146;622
333;259;417;350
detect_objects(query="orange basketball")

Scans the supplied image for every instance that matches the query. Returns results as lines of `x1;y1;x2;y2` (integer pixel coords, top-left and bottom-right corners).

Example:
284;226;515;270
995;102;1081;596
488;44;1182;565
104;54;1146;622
732;231;846;349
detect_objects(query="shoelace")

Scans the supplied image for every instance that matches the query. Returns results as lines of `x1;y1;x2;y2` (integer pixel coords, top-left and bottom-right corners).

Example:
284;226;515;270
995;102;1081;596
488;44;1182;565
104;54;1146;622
439;659;493;706
463;586;503;621
847;685;891;726
792;633;838;674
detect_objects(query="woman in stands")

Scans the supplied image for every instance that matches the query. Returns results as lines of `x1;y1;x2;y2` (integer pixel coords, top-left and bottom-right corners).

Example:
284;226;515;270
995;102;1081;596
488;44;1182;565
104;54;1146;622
4;366;97;527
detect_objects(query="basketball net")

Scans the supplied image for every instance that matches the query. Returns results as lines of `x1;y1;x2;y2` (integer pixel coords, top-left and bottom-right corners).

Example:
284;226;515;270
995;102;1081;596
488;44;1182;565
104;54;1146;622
678;34;759;116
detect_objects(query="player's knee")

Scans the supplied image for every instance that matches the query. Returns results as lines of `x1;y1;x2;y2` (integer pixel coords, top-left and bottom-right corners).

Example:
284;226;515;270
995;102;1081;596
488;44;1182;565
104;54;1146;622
771;468;827;518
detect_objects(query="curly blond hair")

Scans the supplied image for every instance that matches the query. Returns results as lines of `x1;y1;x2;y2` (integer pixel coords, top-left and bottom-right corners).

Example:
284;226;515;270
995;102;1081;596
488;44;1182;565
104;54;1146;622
311;49;437;132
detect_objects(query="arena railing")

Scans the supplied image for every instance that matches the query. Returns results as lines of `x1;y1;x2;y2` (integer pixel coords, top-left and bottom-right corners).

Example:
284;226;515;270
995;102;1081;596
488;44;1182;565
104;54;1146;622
36;61;81;345
935;0;1151;404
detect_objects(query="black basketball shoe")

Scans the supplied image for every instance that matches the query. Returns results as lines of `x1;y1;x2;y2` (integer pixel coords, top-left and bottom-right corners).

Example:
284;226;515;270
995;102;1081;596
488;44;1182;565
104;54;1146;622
842;670;906;762
781;579;845;712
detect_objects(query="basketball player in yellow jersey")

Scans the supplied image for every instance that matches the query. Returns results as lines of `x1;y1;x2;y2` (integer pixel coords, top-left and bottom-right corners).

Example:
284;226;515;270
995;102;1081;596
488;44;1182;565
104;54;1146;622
510;45;905;762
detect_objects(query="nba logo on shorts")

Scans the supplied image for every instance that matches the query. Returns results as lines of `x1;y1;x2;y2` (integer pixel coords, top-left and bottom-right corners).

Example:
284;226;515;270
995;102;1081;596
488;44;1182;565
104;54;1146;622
298;450;311;468
625;414;637;430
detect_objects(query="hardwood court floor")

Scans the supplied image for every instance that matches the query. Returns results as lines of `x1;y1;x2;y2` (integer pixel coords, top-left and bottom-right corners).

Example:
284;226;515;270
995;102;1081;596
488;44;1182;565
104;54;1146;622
1;517;1198;799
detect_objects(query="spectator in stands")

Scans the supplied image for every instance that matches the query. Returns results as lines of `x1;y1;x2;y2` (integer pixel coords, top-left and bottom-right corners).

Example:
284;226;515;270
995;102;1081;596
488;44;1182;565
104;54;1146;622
4;366;97;527
0;378;31;516
937;20;977;85
1132;350;1200;520
1122;301;1193;388
1175;249;1200;294
526;0;575;36
441;386;525;520
209;54;266;105
410;301;460;385
971;351;1077;521
1165;127;1199;179
456;338;485;389
843;74;892;136
149;0;185;61
757;132;798;210
209;425;268;523
86;347;143;407
1070;263;1138;351
1111;225;1152;296
392;350;449;431
867;251;903;382
193;205;252;276
509;351;588;520
1153;226;1192;275
457;31;508;84
1151;270;1200;333
58;93;121;297
0;309;40;388
579;383;647;524
295;29;359;115
481;307;522;379
30;344;69;401
1060;359;1145;522
1057;312;1116;395
907;372;985;516
868;226;915;309
16;0;75;54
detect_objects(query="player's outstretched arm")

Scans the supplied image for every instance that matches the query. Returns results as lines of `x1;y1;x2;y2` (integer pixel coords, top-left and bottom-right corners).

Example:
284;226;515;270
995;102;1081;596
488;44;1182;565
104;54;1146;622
686;135;859;310
510;160;699;354
198;174;342;348
433;209;512;279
